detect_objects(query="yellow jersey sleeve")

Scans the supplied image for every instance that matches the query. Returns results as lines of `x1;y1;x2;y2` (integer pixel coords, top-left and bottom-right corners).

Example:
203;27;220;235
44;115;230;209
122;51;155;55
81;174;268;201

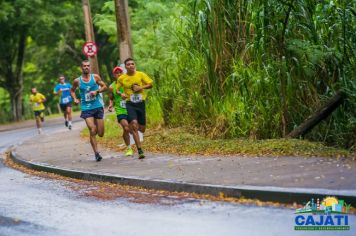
39;93;46;101
140;72;153;85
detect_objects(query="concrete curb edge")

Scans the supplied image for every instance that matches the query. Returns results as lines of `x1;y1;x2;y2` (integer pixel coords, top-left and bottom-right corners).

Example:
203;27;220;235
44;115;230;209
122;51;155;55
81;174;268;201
9;150;356;205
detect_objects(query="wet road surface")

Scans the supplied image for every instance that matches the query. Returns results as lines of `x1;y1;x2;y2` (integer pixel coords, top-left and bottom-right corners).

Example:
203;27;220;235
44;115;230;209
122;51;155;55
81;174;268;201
0;123;355;236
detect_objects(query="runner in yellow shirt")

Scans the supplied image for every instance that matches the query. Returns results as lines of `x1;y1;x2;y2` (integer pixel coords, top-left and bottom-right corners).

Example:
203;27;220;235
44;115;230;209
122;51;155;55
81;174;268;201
30;88;46;134
117;58;153;159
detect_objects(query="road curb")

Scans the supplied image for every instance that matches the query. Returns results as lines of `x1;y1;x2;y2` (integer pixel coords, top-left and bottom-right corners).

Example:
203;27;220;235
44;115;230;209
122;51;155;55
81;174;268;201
9;150;356;205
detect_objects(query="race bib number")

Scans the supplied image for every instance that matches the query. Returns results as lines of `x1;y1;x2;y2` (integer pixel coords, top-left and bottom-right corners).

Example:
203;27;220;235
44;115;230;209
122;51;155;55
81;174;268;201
130;94;142;103
34;102;40;107
85;92;96;102
120;100;126;108
62;97;70;104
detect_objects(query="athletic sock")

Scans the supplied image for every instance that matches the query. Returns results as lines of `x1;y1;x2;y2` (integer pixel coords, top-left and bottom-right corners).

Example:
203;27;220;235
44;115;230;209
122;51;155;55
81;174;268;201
138;131;144;142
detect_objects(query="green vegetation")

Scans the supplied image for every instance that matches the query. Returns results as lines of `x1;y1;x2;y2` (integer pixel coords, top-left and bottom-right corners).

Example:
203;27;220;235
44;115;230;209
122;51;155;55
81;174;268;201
1;0;355;151
82;113;354;158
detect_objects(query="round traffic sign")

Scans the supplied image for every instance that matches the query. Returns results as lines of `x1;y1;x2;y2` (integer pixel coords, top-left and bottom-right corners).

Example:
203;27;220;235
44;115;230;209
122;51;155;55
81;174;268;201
82;42;98;57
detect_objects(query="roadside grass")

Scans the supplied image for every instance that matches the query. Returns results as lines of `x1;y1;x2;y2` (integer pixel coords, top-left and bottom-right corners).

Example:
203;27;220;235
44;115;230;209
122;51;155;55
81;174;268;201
82;113;355;158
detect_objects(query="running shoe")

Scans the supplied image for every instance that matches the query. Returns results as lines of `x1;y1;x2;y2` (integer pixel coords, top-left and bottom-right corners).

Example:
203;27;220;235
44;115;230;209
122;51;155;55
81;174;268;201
125;147;134;156
138;149;145;159
65;121;68;127
68;124;72;130
95;152;102;162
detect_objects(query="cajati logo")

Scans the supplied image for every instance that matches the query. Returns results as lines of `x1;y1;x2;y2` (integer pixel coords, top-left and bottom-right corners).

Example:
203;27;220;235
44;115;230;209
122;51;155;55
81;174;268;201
294;196;351;231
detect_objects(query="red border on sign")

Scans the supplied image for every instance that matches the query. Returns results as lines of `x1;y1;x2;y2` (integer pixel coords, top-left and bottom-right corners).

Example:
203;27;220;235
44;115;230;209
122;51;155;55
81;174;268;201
82;41;98;57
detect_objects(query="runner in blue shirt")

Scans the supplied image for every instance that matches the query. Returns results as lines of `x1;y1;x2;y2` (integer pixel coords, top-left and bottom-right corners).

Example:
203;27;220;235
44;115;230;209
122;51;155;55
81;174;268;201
70;60;108;162
54;75;73;129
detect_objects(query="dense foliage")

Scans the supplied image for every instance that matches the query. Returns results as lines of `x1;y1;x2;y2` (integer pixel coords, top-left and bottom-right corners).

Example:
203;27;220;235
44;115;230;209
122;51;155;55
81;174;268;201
0;0;354;149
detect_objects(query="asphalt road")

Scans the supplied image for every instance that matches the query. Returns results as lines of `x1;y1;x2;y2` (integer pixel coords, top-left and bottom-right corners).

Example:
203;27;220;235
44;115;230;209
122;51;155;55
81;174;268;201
0;122;354;236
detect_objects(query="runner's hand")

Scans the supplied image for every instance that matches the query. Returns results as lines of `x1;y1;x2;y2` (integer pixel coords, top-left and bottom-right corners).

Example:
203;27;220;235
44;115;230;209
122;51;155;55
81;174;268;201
132;84;142;93
90;90;98;96
74;98;80;105
120;93;127;99
108;105;113;112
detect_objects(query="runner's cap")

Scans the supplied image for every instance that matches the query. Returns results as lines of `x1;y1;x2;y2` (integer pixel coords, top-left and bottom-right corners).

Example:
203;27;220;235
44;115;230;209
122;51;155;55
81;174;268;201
112;66;123;74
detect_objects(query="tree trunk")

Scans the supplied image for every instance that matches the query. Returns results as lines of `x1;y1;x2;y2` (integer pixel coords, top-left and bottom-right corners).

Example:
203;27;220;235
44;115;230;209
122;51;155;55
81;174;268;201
286;91;345;138
4;30;26;121
9;91;23;121
114;0;133;63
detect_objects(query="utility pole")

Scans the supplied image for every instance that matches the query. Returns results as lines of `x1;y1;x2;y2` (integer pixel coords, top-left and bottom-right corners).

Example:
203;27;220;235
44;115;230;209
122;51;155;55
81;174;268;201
82;0;100;74
114;0;133;63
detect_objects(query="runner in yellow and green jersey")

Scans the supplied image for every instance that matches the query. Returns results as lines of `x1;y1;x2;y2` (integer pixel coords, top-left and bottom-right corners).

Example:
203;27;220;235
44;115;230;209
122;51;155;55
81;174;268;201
108;66;133;156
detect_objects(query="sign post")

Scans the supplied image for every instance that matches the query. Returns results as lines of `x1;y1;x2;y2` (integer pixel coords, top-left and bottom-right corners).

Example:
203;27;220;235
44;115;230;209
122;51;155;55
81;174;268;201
82;0;99;74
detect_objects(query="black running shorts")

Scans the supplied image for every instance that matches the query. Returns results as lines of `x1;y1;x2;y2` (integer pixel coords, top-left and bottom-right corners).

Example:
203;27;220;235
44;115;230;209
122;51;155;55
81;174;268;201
126;101;146;125
34;110;44;117
59;102;72;112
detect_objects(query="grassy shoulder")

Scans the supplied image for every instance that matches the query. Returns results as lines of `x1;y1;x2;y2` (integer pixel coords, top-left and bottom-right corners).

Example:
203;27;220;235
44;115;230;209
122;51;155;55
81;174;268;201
82;114;355;158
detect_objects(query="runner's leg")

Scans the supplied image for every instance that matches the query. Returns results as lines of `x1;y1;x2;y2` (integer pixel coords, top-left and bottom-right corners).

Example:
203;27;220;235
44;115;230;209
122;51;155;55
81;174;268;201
35;116;41;129
61;104;68;127
63;109;67;122
130;120;141;149
120;119;130;146
67;105;72;128
138;125;146;133
95;118;104;137
84;117;98;153
137;102;146;141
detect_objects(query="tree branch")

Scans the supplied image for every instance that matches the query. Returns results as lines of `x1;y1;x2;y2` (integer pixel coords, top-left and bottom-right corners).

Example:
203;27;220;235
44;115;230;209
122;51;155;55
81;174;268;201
64;43;83;63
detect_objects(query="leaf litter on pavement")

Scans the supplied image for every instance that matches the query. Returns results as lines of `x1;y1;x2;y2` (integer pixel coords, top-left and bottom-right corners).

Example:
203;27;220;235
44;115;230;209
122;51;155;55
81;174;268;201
82;125;355;158
1;152;327;212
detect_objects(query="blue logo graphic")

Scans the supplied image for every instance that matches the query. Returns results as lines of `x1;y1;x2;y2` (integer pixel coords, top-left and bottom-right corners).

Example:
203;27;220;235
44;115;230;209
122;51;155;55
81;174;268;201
294;196;351;231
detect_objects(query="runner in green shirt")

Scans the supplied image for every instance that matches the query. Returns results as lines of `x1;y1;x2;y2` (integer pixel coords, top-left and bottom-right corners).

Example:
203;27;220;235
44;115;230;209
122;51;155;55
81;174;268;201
108;66;133;156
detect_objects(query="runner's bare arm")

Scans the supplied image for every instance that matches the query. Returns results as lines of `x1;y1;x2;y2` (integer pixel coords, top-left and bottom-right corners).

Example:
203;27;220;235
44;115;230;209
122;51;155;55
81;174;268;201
41;94;47;103
116;79;127;99
93;74;107;94
53;89;61;95
70;79;80;104
108;85;114;112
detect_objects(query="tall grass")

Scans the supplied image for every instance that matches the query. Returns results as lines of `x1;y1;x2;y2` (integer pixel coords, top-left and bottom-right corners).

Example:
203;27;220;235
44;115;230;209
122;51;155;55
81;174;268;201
155;0;355;148
94;0;354;149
